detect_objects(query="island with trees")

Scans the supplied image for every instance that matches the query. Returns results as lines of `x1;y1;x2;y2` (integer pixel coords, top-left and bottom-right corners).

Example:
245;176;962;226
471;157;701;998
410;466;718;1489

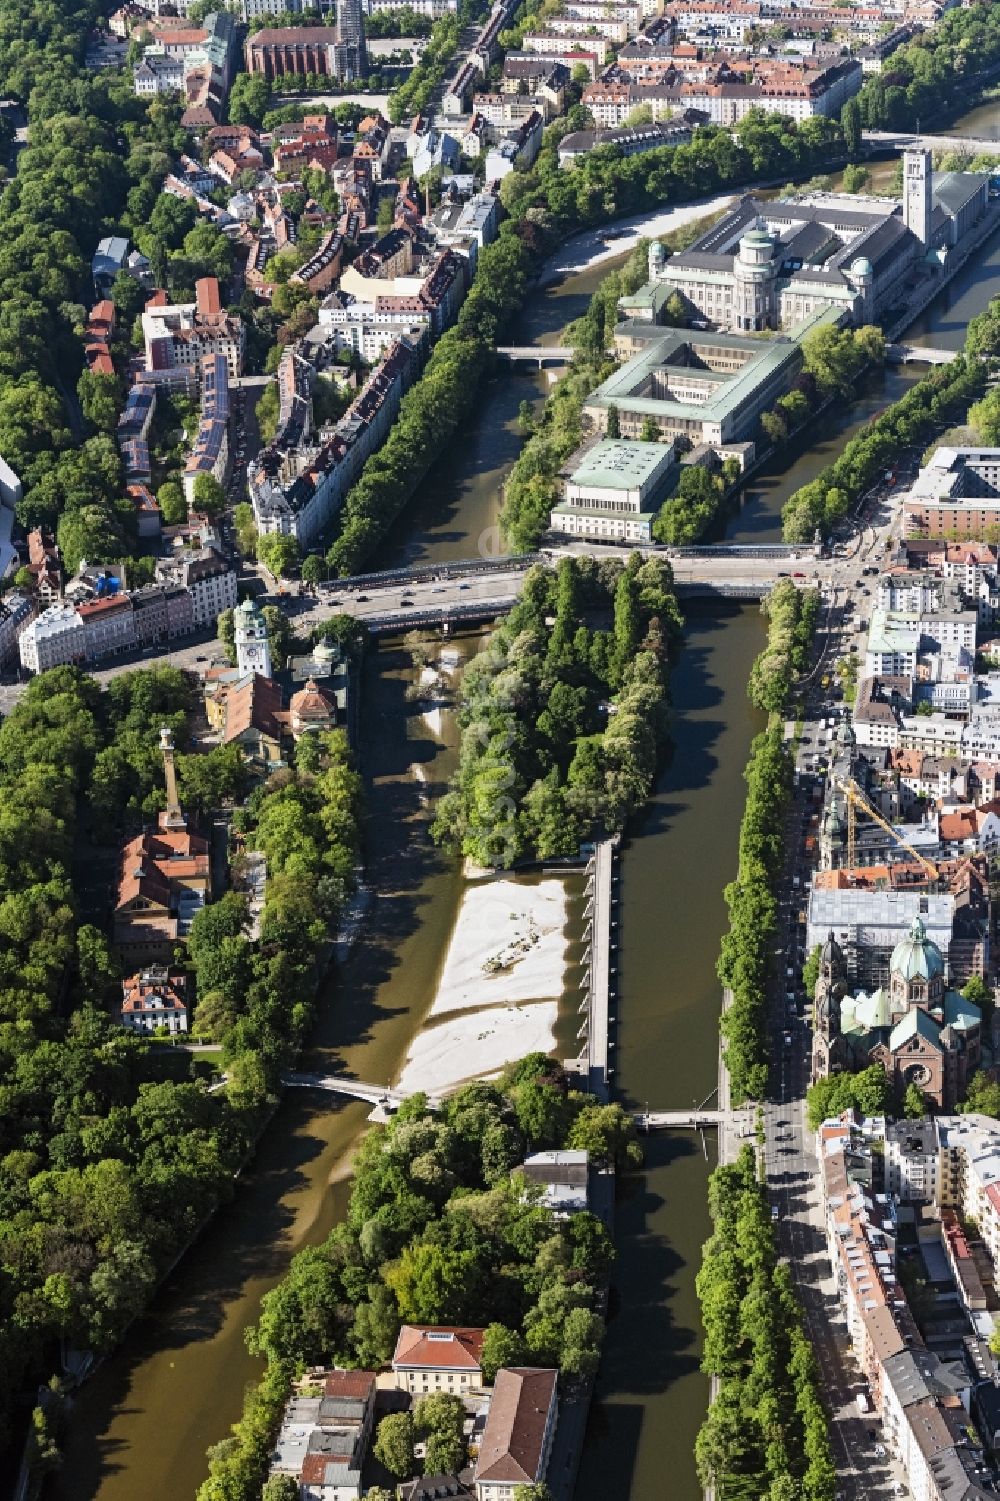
432;554;682;867
198;1055;640;1501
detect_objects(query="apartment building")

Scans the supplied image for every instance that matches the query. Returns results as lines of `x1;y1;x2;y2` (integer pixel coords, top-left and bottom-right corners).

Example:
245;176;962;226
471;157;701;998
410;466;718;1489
269;1369;376;1500
249;335;422;546
183;352;230;508
523;29;610;63
173;547;238;626
0;592;34;666
290;228;344;293
558;118;694;165
75;595;138;660
240;0;333;16
819;1118;994;1500
19;604;88;672
904;448;1000;540
131;582;195;645
142;278;245;381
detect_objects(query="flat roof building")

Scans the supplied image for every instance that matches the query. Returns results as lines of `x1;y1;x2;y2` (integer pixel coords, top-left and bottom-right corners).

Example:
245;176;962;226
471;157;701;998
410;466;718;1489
552;438;675;543
586;308;839;447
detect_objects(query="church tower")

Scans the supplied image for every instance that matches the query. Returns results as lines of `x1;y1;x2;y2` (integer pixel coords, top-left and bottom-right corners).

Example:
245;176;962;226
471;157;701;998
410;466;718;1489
159;725;186;831
903;148;932;247
234;598;272;679
811;932;849;1084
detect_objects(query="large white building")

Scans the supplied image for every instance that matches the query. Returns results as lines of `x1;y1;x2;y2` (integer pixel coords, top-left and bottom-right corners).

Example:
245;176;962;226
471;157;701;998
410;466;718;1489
239;0;332;17
641;159;990;336
551;439;675;542
19;603;88;672
173;548;238;627
133;52;185;95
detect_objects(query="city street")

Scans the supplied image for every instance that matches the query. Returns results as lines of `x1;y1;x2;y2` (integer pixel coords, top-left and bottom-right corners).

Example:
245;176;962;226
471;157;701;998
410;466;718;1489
758;468;919;1500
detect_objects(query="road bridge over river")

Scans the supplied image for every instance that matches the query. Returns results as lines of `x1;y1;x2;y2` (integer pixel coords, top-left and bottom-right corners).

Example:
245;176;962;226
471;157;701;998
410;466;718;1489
865;128;1000;157
0;544;826;715
496;345;575;366
315;542;824;631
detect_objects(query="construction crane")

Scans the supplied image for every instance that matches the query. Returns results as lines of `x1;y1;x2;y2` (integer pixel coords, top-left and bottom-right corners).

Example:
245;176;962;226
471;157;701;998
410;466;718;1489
833;775;939;880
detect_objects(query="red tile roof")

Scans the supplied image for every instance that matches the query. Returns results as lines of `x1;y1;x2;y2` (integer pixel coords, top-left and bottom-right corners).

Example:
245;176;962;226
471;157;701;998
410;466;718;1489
323;1369;375;1399
300;1454;347;1484
223;673;284;744
393;1326;485;1371
121;970;188;1015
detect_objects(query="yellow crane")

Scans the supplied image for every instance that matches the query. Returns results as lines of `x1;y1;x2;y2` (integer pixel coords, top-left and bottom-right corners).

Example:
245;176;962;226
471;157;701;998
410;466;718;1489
833;775;939;879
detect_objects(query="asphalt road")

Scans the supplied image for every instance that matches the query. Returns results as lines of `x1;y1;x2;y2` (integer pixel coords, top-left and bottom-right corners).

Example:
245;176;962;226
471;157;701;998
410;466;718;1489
758;465;920;1501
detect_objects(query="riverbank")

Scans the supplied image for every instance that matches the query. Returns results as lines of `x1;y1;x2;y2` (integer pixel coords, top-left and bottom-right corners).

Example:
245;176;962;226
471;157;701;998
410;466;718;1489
394;876;569;1096
57;113;1000;1501
538;193;737;284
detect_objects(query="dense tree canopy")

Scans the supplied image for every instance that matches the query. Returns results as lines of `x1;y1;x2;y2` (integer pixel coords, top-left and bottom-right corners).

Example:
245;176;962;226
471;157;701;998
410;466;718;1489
433;556;682;865
206;1059;632;1500
696;1148;835;1501
0;664;361;1451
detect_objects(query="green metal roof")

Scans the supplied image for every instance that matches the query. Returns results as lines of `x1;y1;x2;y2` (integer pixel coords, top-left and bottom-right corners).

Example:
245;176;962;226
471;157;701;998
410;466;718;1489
566;439;672;492
590;306;841;427
889;1006;941;1052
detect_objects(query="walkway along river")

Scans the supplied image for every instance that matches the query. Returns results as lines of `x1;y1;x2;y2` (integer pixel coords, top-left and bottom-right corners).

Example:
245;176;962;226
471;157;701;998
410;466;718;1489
56;142;1000;1501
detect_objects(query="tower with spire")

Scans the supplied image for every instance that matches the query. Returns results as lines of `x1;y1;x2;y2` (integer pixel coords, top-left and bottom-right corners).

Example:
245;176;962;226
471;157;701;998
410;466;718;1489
234;598;272;679
810;932;849;1084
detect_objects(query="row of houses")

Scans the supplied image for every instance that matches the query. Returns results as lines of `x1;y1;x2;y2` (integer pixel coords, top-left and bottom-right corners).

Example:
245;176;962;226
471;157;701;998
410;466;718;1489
818;1112;1000;1499
18;541;237;673
269;1328;562;1500
581;52;862;125
249;332;423;546
183;353;231;507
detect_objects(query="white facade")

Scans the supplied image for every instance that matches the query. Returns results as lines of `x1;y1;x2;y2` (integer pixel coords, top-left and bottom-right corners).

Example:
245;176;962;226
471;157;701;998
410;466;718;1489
240;0;330;16
234;600;273;677
133;52;185;95
364;0;455;11
182;558;238;628
19;604;87;672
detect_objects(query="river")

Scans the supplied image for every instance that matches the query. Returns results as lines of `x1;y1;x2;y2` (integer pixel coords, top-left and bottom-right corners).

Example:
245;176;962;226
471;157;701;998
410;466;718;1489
58;120;1000;1501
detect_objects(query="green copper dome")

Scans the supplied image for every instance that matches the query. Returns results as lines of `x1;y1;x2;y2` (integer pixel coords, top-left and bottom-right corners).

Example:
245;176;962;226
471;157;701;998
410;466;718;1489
890;915;944;983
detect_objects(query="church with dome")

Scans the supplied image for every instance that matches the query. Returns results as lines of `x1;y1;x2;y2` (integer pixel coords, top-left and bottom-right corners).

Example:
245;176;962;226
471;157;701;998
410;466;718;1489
811;916;982;1110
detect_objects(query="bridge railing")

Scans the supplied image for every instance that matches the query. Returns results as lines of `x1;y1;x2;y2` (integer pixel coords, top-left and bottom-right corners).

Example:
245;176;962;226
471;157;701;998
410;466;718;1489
323;554;536;593
362;598;520;633
668;543;802;558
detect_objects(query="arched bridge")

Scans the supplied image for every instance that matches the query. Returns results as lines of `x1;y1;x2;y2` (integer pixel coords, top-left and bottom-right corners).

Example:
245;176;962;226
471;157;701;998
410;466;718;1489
283;1072;752;1135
